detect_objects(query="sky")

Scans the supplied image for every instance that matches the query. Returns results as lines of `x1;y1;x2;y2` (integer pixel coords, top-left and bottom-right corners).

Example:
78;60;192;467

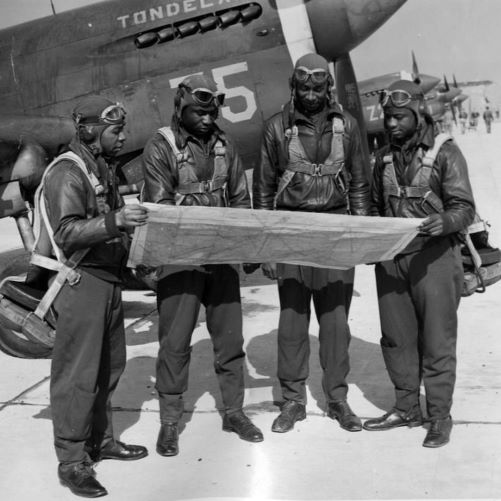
1;0;499;108
351;0;501;107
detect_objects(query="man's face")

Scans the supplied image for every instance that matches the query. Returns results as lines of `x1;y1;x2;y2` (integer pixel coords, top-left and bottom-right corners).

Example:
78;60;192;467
295;79;328;115
100;124;126;157
384;107;417;142
182;105;218;139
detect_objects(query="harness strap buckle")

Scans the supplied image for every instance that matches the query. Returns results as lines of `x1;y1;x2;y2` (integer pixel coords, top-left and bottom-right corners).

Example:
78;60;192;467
67;269;81;287
214;145;226;156
312;164;322;176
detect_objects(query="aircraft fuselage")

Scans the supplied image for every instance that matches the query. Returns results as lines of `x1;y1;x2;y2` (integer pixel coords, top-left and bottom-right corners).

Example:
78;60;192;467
1;0;406;170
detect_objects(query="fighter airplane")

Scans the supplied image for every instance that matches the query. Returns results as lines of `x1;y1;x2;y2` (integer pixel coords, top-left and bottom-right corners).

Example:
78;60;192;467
0;0;407;358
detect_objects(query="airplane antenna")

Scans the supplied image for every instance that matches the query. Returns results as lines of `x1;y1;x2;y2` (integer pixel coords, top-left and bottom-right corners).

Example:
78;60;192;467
50;0;56;15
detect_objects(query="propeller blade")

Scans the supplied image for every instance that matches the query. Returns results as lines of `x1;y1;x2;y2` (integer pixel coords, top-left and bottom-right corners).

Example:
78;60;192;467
411;50;421;84
443;75;450;92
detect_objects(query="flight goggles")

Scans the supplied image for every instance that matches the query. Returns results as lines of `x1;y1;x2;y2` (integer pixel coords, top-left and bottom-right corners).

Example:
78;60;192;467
180;85;225;107
379;89;422;108
75;103;126;126
294;66;330;84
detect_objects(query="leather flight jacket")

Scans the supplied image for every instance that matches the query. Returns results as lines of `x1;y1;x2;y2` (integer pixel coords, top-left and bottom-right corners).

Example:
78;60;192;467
371;120;475;251
142;123;250;209
253;102;370;215
43;139;127;282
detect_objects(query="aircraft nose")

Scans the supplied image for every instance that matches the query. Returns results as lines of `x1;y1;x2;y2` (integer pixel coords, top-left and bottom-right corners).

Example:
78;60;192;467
306;0;408;59
420;75;441;94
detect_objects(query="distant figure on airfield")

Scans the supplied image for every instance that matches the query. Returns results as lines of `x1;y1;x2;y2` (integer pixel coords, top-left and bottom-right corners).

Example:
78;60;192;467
458;109;468;134
441;105;454;136
469;110;479;132
483;106;494;133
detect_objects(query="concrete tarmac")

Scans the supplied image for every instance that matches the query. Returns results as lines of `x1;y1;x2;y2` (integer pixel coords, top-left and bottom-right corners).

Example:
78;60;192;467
0;123;500;500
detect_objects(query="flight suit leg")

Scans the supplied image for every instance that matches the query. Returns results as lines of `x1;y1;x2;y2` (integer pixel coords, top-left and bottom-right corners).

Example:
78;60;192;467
375;258;421;414
156;270;204;423
313;267;354;403
276;264;312;404
204;265;245;414
410;238;462;419
90;283;126;449
51;271;120;465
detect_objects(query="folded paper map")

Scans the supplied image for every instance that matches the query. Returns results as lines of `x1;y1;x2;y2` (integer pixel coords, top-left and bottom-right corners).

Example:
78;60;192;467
128;203;421;270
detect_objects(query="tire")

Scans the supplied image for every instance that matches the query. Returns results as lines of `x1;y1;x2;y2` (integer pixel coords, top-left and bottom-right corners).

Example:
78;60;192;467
0;323;51;359
0;248;52;359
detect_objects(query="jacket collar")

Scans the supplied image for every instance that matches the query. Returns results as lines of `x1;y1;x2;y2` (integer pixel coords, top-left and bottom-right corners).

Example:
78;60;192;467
284;101;344;128
66;138;108;182
176;123;225;150
389;116;435;153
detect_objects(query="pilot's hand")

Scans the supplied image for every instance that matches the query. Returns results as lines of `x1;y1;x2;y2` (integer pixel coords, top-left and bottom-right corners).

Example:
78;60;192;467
418;214;444;236
115;204;149;229
136;264;157;276
261;262;278;280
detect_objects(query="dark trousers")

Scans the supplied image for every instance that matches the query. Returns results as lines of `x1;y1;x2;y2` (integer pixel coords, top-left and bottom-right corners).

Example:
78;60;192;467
50;271;126;465
155;265;245;423
276;264;354;404
375;237;463;419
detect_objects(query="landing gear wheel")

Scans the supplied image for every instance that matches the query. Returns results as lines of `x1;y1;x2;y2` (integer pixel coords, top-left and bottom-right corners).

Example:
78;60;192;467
0;249;52;359
0;324;51;359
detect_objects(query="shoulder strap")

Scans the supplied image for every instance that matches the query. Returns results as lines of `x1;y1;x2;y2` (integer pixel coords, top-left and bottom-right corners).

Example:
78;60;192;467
157;127;186;205
30;152;98;320
422;133;453;168
329;116;345;164
212;138;227;180
157;126;182;159
382;153;400;191
33;152;94;262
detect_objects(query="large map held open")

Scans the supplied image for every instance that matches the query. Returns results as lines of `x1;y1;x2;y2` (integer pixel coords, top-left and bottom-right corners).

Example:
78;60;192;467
128;203;421;270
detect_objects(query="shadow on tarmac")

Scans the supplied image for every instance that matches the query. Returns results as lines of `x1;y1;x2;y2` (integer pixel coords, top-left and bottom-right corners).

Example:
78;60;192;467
31;328;395;437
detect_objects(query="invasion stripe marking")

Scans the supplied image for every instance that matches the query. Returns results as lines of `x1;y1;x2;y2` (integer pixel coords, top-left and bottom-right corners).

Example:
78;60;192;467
275;0;316;66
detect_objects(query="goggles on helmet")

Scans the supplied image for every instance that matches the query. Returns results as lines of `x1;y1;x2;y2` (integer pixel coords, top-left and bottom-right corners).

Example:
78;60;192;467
379;89;422;108
74;103;126;126
294;66;330;85
180;85;225;107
